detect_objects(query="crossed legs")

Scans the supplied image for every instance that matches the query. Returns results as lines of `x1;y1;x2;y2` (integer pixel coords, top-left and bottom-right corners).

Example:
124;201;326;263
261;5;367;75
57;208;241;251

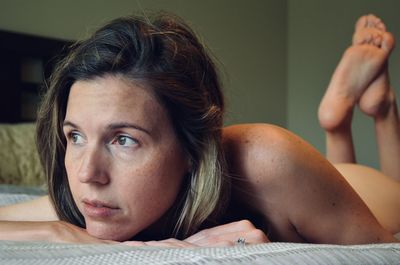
319;14;400;181
318;14;400;234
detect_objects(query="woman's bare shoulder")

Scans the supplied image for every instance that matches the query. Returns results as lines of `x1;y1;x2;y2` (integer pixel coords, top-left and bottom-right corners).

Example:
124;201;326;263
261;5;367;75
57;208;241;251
222;123;397;243
222;123;315;212
222;123;317;184
222;123;326;240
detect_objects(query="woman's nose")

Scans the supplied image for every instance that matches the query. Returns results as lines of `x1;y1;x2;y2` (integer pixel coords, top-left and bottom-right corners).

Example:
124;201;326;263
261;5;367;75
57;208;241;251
77;146;110;185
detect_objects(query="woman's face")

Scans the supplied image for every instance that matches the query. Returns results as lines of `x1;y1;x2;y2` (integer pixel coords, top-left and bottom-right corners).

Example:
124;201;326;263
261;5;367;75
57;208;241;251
63;75;188;241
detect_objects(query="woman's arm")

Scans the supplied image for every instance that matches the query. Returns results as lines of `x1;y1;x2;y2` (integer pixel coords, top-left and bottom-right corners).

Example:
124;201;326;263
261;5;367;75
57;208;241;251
0;220;116;243
223;123;398;244
0;196;115;243
0;195;58;221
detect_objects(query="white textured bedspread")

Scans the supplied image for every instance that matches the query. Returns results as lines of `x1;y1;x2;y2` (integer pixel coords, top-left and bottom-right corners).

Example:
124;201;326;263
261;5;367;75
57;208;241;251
1;240;400;265
1;186;400;264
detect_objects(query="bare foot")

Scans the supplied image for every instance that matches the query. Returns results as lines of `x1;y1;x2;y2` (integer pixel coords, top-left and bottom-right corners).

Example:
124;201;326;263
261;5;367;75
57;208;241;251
318;14;395;130
356;15;396;117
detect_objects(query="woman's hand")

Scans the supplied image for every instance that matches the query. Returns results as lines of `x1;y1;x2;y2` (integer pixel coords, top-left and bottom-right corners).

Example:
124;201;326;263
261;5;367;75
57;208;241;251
122;220;269;248
122;238;197;248
184;220;270;247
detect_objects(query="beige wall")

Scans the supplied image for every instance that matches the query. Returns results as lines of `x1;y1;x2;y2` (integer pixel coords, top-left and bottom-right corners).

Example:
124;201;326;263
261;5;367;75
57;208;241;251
0;0;287;127
287;0;400;168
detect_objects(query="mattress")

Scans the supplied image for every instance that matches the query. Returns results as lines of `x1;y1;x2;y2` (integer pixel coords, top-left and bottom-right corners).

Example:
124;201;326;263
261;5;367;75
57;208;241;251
1;185;400;265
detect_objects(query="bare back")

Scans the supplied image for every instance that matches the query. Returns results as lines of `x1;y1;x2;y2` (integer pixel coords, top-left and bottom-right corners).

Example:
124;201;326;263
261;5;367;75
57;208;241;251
222;124;397;243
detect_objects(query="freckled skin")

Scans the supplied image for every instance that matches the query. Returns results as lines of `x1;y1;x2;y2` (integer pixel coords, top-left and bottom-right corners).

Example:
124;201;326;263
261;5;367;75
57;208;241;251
64;75;189;241
222;124;397;243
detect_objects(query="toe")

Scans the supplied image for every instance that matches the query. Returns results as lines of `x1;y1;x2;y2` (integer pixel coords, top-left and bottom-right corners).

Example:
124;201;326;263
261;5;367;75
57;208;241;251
381;32;395;52
365;14;387;32
366;14;378;28
372;33;383;47
376;21;387;31
355;15;368;31
353;29;373;45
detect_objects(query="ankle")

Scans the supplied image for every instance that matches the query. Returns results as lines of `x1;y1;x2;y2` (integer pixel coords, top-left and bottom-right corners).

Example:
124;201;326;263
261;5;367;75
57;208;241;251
319;107;354;132
326;128;356;163
374;89;397;120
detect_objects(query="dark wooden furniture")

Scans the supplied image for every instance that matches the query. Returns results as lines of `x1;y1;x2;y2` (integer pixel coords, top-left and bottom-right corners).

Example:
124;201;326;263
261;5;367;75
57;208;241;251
0;30;72;123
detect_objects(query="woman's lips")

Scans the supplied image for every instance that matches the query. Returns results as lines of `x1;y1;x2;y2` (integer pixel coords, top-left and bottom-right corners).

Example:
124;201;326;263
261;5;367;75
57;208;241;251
82;199;120;218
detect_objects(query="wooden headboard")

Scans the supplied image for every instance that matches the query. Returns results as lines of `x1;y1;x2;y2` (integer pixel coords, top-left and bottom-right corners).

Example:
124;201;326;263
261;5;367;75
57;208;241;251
0;30;72;123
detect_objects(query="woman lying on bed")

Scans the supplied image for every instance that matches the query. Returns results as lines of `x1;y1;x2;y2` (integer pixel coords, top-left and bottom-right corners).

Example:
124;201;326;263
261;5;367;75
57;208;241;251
0;13;399;247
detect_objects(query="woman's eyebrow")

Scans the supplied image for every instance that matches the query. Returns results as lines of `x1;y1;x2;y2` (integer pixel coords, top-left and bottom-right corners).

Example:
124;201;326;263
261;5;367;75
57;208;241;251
63;121;151;136
107;122;151;136
63;120;80;129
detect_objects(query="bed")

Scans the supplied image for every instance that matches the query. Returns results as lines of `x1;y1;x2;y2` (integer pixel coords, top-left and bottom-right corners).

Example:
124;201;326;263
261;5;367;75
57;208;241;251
0;32;400;265
1;121;400;264
1;238;399;265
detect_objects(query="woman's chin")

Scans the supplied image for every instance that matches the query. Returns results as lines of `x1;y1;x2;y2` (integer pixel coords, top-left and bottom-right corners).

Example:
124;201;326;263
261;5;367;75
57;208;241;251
86;222;137;241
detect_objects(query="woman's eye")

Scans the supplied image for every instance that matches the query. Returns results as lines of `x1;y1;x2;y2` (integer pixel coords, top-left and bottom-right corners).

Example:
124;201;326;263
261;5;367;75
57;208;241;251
69;132;84;144
112;135;138;147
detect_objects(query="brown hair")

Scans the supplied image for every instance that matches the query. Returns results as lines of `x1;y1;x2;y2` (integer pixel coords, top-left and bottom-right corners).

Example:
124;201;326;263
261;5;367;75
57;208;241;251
36;13;229;238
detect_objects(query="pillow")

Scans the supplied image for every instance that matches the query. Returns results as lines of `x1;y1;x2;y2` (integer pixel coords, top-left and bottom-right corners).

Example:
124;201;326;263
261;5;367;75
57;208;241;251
0;123;45;186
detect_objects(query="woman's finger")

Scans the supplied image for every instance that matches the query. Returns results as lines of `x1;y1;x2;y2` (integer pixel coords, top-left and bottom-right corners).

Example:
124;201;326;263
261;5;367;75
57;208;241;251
122;238;198;248
187;229;269;247
185;220;255;243
184;219;270;247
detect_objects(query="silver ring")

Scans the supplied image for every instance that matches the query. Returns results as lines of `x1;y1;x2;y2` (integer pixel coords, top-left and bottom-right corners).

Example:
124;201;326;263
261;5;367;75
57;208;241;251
236;237;246;246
